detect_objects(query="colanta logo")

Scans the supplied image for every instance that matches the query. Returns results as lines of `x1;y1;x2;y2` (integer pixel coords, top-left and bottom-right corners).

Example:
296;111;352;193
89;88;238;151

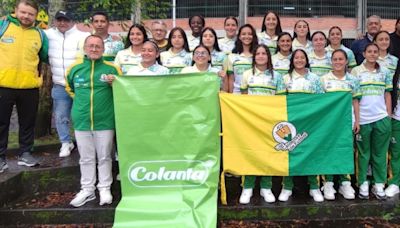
128;159;215;188
272;122;308;151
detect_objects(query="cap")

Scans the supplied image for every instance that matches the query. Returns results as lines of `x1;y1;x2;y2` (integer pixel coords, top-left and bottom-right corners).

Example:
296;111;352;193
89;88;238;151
55;10;73;21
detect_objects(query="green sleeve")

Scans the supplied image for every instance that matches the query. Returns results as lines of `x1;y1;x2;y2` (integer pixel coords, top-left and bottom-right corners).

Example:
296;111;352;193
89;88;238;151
39;29;49;63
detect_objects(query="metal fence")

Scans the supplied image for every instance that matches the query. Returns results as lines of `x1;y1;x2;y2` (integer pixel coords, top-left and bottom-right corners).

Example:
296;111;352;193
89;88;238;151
248;0;357;18
2;0;399;21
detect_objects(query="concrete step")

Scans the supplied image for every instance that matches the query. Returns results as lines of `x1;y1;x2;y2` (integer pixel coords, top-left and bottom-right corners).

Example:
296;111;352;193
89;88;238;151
1;150;400;227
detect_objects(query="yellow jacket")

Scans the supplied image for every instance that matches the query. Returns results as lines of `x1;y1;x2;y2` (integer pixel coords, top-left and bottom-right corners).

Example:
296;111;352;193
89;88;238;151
0;14;48;89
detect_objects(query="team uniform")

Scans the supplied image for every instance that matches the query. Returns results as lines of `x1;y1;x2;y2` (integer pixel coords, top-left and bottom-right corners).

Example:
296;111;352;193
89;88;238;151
377;54;398;76
181;64;220;74
225;53;253;94
218;36;235;54
114;47;141;74
281;70;323;194
239;68;284;203
160;49;192;74
325;45;357;69
292;38;312;53
320;71;361;197
351;64;392;195
187;34;200;52
126;62;170;75
308;51;332;77
102;34;125;62
240;68;284;95
389;80;400;194
257;32;278;54
272;52;291;76
211;49;227;71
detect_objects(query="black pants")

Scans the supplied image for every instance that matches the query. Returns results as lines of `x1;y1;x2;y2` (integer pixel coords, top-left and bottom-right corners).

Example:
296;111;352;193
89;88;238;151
0;87;39;158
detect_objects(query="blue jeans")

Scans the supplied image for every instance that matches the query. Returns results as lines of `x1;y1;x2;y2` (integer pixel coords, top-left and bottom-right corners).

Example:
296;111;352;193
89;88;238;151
52;84;72;143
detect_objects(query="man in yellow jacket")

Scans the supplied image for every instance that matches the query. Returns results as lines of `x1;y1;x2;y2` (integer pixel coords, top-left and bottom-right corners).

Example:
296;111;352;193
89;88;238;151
0;0;49;172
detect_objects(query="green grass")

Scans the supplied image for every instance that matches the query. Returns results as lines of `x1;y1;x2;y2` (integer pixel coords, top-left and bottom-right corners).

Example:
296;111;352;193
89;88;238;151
8;131;60;149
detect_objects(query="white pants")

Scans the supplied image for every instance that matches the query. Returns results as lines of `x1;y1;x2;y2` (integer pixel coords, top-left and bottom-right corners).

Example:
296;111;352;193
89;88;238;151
75;130;114;192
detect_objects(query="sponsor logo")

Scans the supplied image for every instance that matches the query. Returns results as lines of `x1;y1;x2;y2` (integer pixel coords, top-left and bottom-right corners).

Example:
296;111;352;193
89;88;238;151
128;159;216;188
272;122;308;151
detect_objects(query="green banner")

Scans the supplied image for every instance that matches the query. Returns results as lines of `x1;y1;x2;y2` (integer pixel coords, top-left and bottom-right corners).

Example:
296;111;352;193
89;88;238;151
113;73;221;228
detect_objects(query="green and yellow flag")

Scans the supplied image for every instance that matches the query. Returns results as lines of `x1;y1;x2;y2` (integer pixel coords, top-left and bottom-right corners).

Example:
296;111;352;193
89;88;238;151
219;92;354;204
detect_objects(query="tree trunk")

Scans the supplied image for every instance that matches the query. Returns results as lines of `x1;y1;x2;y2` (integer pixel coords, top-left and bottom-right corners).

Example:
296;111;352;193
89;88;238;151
35;64;53;138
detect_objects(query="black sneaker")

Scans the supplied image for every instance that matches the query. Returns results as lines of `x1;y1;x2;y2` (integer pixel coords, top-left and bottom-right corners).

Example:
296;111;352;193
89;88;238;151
0;158;8;173
17;152;39;167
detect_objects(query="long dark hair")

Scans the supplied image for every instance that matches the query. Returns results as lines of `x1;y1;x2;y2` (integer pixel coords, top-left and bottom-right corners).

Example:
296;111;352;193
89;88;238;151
288;49;310;76
276;32;292;54
165;27;190;52
232;24;258;54
200;27;221;52
293;20;311;41
252;44;273;78
392;61;400;111
261;11;282;35
125;24;148;48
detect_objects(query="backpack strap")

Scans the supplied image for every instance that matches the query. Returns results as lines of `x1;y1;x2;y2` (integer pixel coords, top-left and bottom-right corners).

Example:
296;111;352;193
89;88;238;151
0;19;10;39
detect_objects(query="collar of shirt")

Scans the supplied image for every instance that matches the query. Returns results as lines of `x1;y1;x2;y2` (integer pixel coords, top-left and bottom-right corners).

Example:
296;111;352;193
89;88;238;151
292;69;310;79
309;50;329;60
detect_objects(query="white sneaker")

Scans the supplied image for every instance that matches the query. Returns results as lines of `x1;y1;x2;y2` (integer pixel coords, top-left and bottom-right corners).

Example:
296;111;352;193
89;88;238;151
358;181;369;199
59;142;74;157
372;183;386;200
278;189;292;202
70;190;95;207
260;188;276;203
321;182;336;200
385;184;400;197
99;189;113;205
239;188;253;204
338;181;355;199
309;189;324;202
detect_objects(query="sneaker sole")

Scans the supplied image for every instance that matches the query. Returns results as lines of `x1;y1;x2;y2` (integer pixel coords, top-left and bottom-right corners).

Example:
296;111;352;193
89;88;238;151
339;189;355;200
0;164;8;173
59;153;71;158
71;195;96;207
99;200;113;206
372;192;386;200
17;161;37;167
323;195;335;200
358;193;369;199
385;191;399;198
260;192;276;203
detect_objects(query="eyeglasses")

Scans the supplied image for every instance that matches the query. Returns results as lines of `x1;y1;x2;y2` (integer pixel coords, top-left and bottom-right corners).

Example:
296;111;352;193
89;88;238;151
86;44;103;50
194;51;208;57
152;29;166;33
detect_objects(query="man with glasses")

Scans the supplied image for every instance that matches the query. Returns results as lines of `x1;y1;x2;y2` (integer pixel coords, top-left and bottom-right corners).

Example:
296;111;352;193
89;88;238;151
45;10;90;157
66;35;121;207
151;20;168;52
